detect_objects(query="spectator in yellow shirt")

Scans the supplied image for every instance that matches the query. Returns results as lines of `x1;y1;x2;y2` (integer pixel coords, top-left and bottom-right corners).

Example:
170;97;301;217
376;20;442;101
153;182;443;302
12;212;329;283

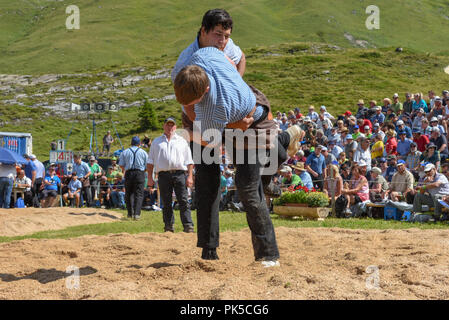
371;133;384;159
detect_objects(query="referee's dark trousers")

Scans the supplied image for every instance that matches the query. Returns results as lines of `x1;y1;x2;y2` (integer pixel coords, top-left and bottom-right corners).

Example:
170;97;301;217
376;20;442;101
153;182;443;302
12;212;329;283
124;169;145;218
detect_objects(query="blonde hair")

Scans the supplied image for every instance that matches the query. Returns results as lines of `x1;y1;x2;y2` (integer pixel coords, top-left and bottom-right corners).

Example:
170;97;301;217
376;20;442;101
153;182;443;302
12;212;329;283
328;164;340;178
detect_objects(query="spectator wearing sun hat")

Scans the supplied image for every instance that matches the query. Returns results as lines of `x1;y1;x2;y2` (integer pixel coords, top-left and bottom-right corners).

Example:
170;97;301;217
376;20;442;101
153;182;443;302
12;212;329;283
355;99;368;119
292;162;313;190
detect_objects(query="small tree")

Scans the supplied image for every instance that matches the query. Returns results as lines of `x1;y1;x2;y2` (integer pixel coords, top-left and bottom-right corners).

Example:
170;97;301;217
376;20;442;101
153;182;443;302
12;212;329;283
139;99;159;130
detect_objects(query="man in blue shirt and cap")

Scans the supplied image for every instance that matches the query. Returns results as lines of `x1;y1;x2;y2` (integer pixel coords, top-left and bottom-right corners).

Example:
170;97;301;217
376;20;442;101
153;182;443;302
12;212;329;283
119;136;148;220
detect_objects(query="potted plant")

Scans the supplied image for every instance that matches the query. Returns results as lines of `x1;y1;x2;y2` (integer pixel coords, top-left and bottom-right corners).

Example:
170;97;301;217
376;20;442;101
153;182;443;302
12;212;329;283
273;185;330;220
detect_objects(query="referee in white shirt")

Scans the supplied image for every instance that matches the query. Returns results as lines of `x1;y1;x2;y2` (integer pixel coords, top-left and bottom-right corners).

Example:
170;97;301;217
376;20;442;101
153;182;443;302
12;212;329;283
147;117;194;233
119;136;148;220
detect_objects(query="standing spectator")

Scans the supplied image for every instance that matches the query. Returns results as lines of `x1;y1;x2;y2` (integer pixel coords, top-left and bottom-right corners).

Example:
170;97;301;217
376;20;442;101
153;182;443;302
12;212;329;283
30;154;45;205
102;130;114;156
119;136;148;220
22;154;36;191
305;145;326;190
73;154;92;207
0;163;15;208
147;118;194;232
62;172;82;208
391;93;403;114
88;156;102;203
14;169;33;207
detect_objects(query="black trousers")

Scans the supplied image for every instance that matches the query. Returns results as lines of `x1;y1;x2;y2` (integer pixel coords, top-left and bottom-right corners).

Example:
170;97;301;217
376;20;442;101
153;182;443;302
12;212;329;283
124;170;145;217
195;145;221;249
158;170;193;228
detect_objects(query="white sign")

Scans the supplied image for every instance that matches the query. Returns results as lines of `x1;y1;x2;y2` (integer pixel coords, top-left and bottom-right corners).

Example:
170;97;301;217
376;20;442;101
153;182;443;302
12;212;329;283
57;139;65;151
71;103;81;111
50;150;73;163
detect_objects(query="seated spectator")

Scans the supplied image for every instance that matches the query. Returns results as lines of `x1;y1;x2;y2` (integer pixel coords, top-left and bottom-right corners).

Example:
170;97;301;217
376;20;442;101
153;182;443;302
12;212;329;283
371;133;384;160
344;135;358;159
319;105;335;121
429;127;448;162
329;139;343;159
397;131;412;160
323;164;343;198
98;176;112;208
340;162;352;184
385;129;398;156
40;167;61;208
292;162;313;189
315;129;328;146
321;146;337;166
370;106;385;125
280;166;302;188
412;108;425;130
395;120;412;139
372;123;385;141
307;105;319;122
420;143;440;171
403;92;413;113
62;172;82;207
111;173;126;209
406;142;422;180
412;128;429;153
352;125;362;140
14;169;33;207
341;166;369;215
429;117;445;136
386;160;414;202
105;166;117;184
355;100;368;119
322;121;332;138
391;93;403;114
385;155;398;182
412;163;449;222
305;124;316;145
337;151;347;166
369;167;389;202
412;92;429;113
378;157;388;178
382;98;392;113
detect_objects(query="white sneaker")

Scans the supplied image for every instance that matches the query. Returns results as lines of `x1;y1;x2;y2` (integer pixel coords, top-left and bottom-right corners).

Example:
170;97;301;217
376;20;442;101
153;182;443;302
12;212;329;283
261;260;280;268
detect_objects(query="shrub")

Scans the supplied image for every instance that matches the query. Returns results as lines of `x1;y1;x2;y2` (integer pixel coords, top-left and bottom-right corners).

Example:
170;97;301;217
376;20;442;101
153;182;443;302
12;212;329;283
273;189;329;207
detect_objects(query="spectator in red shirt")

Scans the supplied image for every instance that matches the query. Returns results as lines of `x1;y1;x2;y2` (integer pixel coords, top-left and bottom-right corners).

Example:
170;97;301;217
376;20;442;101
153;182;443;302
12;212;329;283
413;128;430;153
385;129;398;155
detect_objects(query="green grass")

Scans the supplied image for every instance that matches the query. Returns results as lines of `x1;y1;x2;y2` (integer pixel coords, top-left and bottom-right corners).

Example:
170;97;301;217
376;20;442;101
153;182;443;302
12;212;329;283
1;0;449;74
1;209;448;244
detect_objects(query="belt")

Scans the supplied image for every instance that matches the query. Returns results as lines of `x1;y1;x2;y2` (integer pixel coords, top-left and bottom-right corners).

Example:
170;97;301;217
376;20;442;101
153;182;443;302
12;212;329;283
159;170;185;174
127;169;145;172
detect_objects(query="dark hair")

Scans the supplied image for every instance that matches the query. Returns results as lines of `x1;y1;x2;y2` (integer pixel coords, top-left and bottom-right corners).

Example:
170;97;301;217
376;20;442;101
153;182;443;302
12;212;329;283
197;9;233;37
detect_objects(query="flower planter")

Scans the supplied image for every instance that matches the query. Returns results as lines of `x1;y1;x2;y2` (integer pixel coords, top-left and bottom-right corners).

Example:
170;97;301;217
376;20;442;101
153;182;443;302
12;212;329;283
273;204;330;220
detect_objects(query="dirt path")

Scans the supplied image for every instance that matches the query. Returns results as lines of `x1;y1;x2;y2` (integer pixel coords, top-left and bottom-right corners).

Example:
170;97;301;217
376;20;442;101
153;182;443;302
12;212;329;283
0;207;122;237
1;227;449;299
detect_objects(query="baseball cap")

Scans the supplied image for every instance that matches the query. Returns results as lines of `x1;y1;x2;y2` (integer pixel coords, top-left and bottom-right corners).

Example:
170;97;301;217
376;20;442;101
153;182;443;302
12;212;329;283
354;125;359;129
364;125;370;130
89;156;96;161
397;160;406;166
418;108;424;113
346;135;353;140
316;145;324;149
164;117;176;124
320;105;326;110
379;157;386;163
373;123;380;127
358;160;367;167
427;143;437;149
424;163;435;172
393;93;399;98
344;110;352;116
412;128;421;133
397;120;404;126
321;146;328;152
410;142;417;147
399;131;406;135
435;96;442;102
111;156;117;161
29;154;36;159
431;117;438;122
387;155;397;160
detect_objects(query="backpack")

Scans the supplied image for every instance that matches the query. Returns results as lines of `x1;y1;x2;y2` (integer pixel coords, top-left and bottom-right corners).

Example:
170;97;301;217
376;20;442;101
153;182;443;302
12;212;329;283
15;197;25;208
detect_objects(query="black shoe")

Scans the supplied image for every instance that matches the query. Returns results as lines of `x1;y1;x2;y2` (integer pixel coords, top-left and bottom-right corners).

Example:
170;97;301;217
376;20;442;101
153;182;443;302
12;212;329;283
183;226;195;233
263;181;282;198
201;248;219;260
164;225;175;232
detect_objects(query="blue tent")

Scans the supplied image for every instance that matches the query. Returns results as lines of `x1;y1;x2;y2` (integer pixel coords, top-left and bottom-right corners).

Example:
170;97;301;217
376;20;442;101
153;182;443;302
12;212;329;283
0;147;27;165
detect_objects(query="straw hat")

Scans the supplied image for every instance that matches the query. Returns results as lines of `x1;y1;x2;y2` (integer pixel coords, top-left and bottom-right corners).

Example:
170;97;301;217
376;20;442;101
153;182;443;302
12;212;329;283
291;162;306;171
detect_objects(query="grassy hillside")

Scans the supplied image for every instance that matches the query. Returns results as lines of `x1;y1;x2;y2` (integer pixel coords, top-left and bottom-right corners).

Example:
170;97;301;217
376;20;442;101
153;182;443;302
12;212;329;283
1;42;449;160
1;0;449;74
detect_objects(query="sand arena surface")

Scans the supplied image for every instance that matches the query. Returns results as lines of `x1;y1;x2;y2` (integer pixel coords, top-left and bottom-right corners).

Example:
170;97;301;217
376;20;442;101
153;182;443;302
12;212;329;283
0;207;122;237
1;226;449;299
